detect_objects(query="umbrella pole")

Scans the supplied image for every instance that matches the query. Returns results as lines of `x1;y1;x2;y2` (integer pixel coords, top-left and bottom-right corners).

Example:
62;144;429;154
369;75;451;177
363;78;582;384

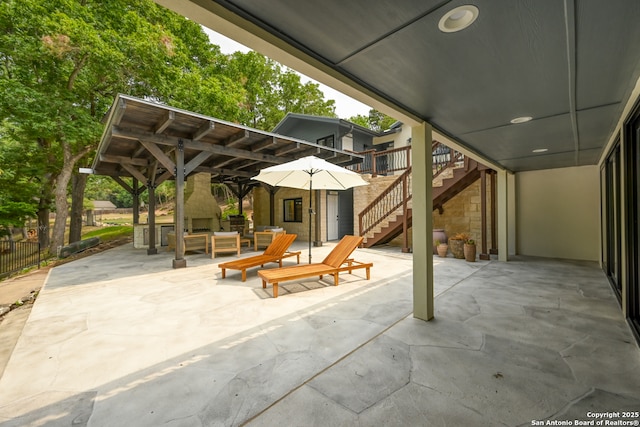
308;177;313;264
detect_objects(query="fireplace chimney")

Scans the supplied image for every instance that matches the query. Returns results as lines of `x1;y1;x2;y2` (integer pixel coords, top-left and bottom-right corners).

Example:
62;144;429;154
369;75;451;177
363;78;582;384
182;173;222;233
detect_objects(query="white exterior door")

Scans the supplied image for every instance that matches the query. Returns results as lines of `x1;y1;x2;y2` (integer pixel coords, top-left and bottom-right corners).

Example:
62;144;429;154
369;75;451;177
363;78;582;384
327;192;339;241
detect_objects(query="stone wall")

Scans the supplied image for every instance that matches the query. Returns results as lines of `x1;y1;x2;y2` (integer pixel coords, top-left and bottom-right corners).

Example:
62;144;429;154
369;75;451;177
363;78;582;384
254;170;493;251
381;176;493;250
253;187;317;242
432;177;493;248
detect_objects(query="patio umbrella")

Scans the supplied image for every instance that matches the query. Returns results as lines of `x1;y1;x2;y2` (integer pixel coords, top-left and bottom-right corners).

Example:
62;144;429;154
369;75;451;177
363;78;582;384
253;155;368;263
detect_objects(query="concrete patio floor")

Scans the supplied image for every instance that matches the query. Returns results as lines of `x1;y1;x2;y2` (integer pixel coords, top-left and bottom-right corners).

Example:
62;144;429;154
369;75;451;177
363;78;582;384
0;241;638;426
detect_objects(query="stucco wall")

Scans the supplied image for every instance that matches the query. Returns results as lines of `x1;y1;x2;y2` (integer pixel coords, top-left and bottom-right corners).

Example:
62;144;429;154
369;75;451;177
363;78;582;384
516;165;600;261
252;186;318;242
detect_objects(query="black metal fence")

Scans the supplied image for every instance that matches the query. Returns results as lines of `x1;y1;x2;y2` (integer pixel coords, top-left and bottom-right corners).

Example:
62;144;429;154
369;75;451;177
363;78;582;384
0;241;41;278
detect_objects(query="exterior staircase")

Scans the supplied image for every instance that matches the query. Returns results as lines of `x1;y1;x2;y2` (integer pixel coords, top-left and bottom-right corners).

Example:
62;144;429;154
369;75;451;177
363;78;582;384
359;143;482;248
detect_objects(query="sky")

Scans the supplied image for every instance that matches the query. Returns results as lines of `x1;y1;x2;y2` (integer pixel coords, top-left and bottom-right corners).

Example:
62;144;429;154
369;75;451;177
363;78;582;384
202;27;372;119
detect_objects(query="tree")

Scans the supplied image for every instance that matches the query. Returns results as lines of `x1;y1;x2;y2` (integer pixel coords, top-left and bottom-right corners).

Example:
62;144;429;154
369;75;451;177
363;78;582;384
0;0;340;254
347;109;397;132
222;52;336;130
0;0;240;252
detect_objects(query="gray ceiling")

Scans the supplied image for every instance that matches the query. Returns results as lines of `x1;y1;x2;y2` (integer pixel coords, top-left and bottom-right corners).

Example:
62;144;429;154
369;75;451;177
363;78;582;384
162;0;640;172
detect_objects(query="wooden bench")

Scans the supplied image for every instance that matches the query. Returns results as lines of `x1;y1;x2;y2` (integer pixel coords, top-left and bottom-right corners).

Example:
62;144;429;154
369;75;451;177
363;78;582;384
258;235;372;298
218;233;300;281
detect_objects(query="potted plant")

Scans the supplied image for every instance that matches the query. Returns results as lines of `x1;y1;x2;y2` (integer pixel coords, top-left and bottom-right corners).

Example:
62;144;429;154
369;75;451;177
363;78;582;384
435;239;448;257
464;238;476;262
448;233;469;259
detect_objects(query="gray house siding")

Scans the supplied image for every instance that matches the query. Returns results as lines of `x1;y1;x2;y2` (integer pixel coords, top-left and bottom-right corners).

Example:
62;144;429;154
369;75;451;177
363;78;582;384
339;188;354;238
273;114;374;240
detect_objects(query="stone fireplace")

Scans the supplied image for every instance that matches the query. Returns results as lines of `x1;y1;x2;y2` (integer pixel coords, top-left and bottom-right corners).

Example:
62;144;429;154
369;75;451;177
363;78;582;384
182;172;222;233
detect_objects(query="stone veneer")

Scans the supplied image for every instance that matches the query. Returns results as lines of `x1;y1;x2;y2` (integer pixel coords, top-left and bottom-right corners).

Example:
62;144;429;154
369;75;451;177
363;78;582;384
353;173;493;251
253;169;492;250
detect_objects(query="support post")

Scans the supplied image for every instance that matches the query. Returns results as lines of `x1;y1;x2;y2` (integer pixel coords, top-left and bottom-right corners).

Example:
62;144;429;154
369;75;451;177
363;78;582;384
490;171;498;254
411;122;434;321
132;178;140;225
313;189;322;247
497;169;510;262
479;170;490;260
147;183;157;255
173;139;187;268
269;188;276;225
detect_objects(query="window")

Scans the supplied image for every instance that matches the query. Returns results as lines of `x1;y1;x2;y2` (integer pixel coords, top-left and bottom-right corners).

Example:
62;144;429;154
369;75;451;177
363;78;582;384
317;134;335;148
283;198;303;222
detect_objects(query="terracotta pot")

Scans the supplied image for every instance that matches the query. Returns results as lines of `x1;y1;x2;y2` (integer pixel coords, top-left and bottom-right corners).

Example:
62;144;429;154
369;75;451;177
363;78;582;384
464;243;476;262
433;229;447;252
436;244;448;257
449;239;465;259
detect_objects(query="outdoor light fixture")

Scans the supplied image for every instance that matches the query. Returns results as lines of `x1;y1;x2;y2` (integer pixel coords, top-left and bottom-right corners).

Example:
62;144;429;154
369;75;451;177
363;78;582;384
510;116;533;124
438;5;479;33
532;148;548;153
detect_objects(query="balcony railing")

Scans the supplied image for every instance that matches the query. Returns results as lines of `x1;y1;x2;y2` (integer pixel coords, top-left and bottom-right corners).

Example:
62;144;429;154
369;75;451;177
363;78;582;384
348;142;464;178
348;146;411;177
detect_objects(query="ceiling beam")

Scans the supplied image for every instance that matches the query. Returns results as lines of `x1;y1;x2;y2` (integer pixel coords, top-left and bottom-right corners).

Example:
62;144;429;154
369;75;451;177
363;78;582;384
138;138;177;173
120;163;149;184
275;142;302;156
112;126;287;165
111;175;133;193
185;151;213;175
155;170;174;186
224;129;250;147
192;165;254;178
153;110;175;134
251;136;278;152
192;120;215;141
99;154;148;167
110;98;127;126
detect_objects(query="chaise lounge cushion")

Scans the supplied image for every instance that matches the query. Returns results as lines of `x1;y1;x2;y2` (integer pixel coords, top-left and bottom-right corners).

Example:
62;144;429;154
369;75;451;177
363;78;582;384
258;235;372;298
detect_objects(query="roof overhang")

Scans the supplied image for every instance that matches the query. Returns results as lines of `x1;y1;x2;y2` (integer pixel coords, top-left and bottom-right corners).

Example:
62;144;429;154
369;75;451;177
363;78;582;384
90;95;364;186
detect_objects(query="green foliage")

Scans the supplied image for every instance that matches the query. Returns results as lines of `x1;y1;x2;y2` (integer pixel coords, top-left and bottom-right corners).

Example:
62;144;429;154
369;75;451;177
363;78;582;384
347;109;397;132
221;208;247;221
0;0;340;249
346;114;371;128
82;225;132;242
221;52;336;130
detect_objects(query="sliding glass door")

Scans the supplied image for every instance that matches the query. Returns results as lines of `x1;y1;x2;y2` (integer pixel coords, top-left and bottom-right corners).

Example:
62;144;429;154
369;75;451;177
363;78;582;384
625;107;640;343
603;142;621;300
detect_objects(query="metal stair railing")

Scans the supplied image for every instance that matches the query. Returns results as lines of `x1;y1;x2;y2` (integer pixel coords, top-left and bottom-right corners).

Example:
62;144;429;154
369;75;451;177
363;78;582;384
359;167;412;238
358;141;466;242
432;141;465;179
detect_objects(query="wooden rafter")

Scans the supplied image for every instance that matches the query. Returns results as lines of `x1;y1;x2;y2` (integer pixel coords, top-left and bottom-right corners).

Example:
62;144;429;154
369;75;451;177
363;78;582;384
153;110;175;134
192;120;214;141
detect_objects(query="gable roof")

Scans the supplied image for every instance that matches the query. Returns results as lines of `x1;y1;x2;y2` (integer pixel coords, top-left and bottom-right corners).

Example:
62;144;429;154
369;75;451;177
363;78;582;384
272;113;379;137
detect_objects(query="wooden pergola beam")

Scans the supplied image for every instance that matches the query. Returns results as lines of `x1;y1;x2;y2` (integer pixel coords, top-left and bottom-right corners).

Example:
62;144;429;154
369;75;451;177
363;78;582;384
153;110;175;134
113;126;288;165
192;120;215;141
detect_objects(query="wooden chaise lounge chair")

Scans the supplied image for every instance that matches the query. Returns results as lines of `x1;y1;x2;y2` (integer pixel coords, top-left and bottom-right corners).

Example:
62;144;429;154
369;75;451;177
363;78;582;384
218;233;301;282
258;235;373;298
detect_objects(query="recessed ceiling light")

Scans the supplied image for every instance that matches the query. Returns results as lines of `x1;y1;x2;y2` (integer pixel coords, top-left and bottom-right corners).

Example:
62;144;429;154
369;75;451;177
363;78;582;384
438;5;479;33
532;148;548;153
510;116;533;124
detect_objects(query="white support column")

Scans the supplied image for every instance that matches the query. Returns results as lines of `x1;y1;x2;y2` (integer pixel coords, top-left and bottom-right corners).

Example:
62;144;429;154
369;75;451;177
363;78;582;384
497;169;512;261
411;122;434;321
